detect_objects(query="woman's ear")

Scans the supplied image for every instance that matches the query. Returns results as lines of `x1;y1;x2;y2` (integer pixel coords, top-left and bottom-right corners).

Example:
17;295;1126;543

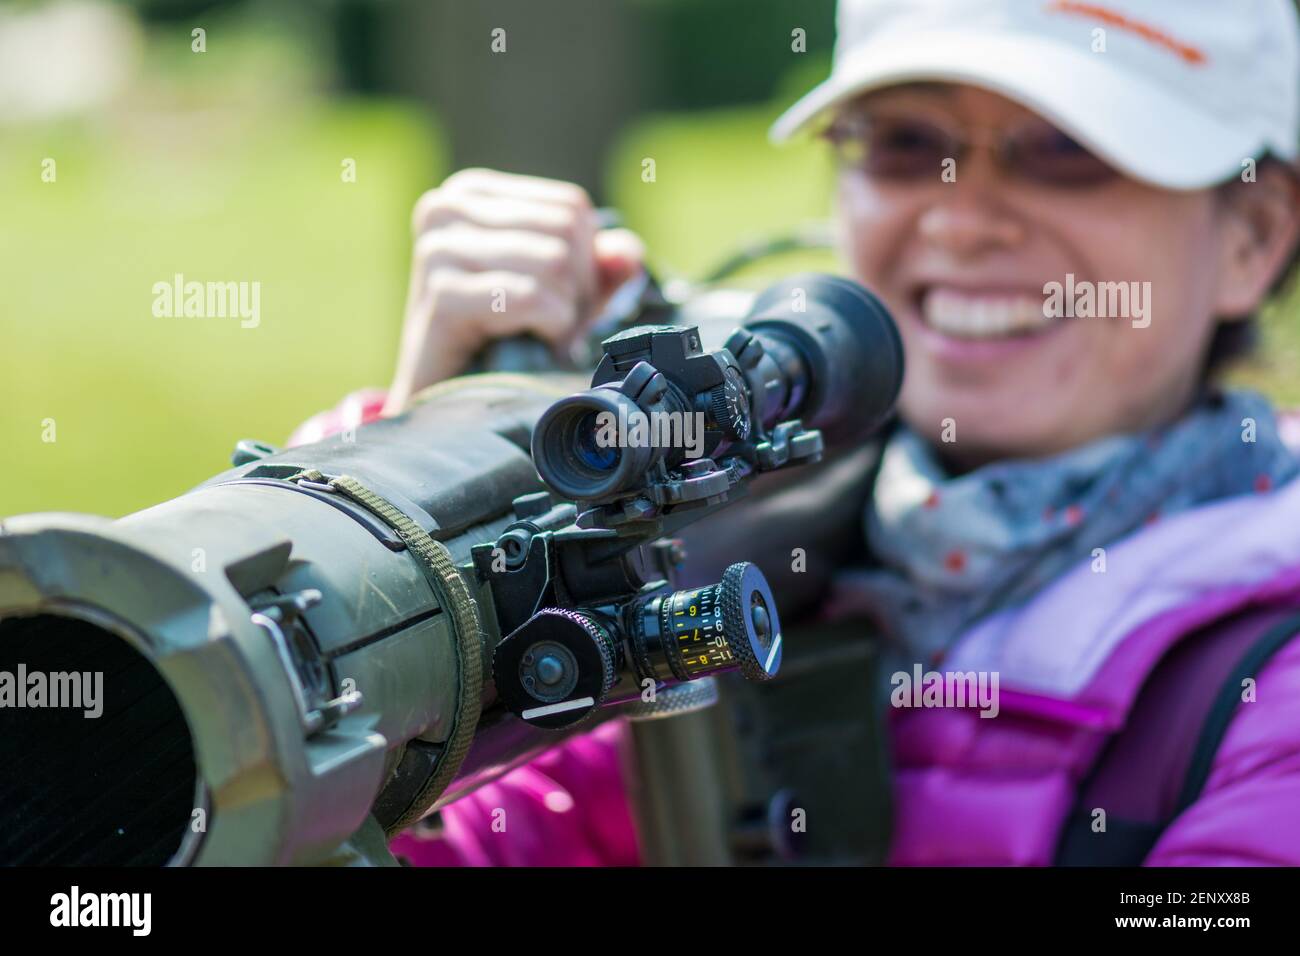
1213;160;1300;320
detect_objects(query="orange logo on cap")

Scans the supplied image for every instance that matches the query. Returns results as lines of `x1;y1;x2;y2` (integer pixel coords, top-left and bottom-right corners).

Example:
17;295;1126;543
1046;1;1208;65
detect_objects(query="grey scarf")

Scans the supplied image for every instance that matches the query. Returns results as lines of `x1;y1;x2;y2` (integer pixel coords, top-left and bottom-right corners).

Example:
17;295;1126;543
859;389;1299;661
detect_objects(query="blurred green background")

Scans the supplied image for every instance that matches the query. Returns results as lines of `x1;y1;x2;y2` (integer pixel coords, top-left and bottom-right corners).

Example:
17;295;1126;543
2;0;1297;518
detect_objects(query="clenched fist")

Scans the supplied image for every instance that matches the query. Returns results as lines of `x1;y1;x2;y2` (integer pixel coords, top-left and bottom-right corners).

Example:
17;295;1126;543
384;168;646;414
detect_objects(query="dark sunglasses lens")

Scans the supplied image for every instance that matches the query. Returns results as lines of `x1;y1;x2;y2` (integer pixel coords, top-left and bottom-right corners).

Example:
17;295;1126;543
828;118;950;179
1014;126;1117;186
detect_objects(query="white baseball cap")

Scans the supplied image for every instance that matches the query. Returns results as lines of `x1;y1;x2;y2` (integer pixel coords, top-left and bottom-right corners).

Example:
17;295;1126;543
770;0;1300;190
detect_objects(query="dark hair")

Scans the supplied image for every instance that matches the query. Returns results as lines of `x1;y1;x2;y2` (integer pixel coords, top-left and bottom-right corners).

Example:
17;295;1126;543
1204;155;1300;376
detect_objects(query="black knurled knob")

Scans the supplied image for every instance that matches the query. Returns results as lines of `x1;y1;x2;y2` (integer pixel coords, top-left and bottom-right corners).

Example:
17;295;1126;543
720;562;782;681
706;365;751;441
492;608;618;730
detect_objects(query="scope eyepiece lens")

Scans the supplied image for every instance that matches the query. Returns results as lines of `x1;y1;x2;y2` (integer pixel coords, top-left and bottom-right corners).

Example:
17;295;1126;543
573;411;620;473
532;390;658;502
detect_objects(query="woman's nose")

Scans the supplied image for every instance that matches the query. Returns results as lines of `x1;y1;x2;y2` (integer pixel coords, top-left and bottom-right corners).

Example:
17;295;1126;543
916;174;1027;259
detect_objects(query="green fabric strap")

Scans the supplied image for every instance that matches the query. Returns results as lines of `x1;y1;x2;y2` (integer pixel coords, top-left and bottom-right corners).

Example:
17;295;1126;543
289;468;484;831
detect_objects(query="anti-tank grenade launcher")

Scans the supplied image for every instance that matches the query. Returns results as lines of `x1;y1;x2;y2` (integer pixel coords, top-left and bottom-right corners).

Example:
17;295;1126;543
0;274;901;865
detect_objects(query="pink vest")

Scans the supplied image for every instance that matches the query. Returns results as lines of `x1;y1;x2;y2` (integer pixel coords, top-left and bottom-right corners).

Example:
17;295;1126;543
392;475;1300;866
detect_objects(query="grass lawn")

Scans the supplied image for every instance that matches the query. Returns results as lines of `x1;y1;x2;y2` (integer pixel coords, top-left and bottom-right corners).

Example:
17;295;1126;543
0;99;440;517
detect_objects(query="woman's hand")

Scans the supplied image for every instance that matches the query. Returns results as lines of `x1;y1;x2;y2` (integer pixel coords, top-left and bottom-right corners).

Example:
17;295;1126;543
384;168;645;415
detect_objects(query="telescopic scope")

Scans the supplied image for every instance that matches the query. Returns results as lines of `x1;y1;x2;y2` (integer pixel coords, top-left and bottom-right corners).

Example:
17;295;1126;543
531;274;903;504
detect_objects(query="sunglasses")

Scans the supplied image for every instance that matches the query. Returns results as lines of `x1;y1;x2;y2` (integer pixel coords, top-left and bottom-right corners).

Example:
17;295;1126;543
822;112;1120;188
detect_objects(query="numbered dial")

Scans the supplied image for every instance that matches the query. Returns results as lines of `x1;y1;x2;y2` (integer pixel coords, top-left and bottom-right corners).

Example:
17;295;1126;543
706;364;752;442
658;562;781;682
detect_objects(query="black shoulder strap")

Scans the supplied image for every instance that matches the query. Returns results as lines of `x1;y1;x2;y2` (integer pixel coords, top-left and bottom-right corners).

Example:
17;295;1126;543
1173;612;1300;816
1055;607;1300;866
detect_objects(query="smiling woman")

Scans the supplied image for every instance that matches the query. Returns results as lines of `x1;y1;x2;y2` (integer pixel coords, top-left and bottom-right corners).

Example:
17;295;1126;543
350;0;1300;869
9;0;1300;879
829;81;1300;466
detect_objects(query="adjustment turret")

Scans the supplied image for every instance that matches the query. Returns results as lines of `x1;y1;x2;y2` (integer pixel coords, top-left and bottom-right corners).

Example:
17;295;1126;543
492;609;618;729
633;561;782;684
704;363;752;442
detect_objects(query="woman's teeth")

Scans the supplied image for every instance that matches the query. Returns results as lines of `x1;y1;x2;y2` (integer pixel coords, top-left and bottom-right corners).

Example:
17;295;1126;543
921;288;1057;339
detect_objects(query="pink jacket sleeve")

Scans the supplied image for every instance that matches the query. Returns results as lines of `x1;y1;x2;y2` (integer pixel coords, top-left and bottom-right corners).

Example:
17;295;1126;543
390;720;640;866
1145;634;1300;865
286;388;389;448
290;390;641;867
